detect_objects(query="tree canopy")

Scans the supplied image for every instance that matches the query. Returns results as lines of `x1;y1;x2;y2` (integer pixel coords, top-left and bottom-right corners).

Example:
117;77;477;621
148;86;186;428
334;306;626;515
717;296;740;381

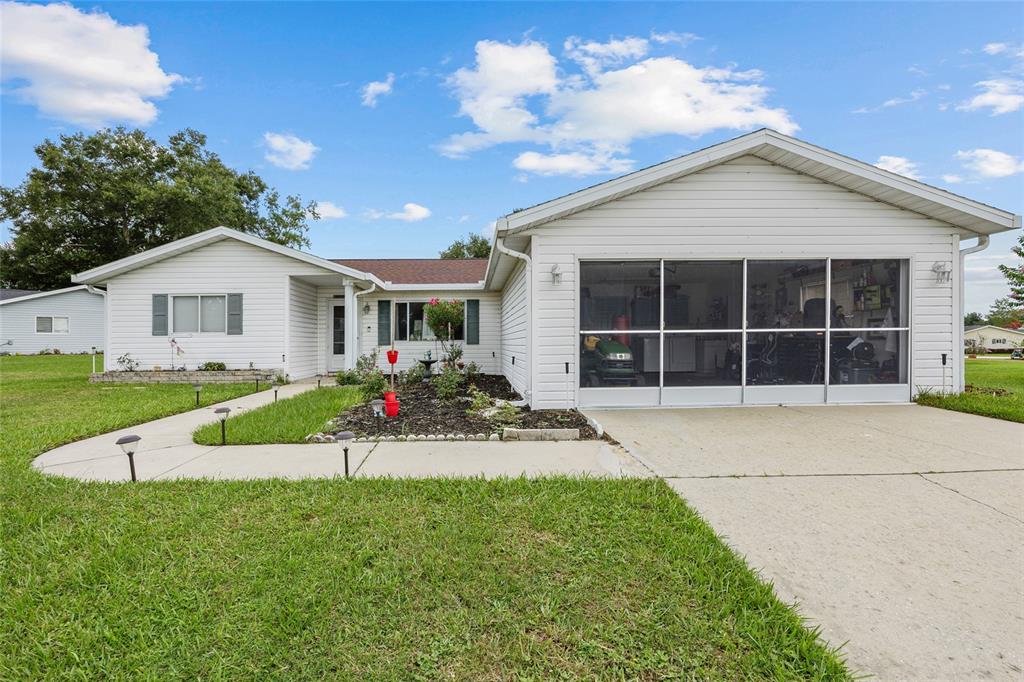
998;231;1023;306
1;128;317;290
439;233;491;259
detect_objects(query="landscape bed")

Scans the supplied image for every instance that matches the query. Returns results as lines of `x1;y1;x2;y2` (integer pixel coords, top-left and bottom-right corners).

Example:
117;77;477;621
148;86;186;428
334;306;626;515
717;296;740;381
916;358;1024;423
330;374;601;440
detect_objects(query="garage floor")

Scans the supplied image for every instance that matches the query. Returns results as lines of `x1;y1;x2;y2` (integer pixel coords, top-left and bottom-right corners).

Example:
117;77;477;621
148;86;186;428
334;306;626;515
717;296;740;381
587;404;1024;680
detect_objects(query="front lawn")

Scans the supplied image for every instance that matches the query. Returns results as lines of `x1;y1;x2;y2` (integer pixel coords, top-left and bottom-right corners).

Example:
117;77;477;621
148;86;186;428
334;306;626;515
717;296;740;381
193;385;362;444
2;354;850;679
916;358;1024;422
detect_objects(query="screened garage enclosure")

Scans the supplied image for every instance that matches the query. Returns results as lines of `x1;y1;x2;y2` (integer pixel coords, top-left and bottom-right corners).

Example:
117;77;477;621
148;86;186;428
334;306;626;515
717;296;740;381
579;258;909;406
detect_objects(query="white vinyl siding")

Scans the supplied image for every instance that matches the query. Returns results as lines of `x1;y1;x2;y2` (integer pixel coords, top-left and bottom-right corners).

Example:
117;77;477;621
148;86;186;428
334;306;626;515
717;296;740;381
0;289;105;354
527;156;959;408
500;258;529;397
105;239;329;372
348;290;501;376
288;279;318;379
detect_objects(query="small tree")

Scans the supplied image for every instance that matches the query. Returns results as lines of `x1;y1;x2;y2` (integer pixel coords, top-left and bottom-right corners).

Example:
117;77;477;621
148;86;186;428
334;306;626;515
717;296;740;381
964;311;985;326
988;297;1024;330
998;232;1023;305
439;233;490;259
424;298;464;363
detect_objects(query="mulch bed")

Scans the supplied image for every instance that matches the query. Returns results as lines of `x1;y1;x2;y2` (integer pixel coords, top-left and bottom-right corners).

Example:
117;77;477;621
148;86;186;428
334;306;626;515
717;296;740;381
331;374;600;440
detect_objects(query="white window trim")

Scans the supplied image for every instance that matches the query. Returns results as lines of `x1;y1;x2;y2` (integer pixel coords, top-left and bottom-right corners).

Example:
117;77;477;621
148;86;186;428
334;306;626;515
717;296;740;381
170;294;228;335
394;300;466;342
35;315;70;335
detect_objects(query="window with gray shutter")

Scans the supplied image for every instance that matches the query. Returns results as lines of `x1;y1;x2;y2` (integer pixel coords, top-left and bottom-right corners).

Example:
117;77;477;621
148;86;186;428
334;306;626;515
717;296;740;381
152;294;168;335
377;300;392;345
466;299;480;345
227;294;243;335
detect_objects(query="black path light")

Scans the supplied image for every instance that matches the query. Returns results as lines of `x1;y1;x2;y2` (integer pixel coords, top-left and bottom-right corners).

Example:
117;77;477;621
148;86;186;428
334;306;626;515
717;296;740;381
192;383;203;408
337;431;355;479
116;434;141;482
273;379;280;403
215;407;231;445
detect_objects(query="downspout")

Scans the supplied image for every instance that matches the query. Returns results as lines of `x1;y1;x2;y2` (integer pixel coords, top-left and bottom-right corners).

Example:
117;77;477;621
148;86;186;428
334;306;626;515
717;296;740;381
957;234;990;392
86;285;107;372
352;282;378;363
495;237;532;403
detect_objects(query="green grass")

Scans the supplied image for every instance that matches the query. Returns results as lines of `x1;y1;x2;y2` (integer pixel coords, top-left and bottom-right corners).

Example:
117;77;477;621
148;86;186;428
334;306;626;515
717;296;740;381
1;354;849;680
916;358;1024;423
193;385;362;444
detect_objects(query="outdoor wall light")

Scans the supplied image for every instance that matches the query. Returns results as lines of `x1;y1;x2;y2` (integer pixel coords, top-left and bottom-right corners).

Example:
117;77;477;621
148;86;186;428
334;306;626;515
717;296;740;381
192;383;203;408
362;303;371;315
116;434;141;482
932;261;952;284
550;264;562;284
337;431;355;478
214;407;231;445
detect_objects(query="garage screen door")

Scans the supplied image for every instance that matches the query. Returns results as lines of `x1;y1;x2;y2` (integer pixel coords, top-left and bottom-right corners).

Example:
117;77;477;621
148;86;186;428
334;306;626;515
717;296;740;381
578;258;910;406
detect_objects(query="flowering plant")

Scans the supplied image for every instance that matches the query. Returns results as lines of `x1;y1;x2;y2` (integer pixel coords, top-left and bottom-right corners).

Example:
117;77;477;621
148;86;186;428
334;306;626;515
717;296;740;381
425;298;464;364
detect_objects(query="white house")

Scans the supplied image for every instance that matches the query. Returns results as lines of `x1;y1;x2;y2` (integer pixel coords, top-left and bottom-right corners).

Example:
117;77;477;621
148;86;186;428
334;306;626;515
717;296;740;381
0;285;106;356
73;130;1020;407
964;325;1024;352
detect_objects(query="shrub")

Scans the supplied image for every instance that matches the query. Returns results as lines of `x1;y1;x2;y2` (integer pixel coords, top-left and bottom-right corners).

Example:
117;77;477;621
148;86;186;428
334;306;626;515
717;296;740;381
464;361;481;381
360;369;388;402
467;385;492;412
273;371;290;385
355;348;380;378
335;369;362;386
398;363;425;386
490;402;521;428
116;353;139;371
433;365;463;401
199;361;227;371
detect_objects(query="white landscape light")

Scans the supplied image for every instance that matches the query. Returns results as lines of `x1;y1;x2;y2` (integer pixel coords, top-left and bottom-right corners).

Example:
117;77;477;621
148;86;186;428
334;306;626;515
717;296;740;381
337;430;355;478
214;406;231;445
192;383;203;407
115;434;141;482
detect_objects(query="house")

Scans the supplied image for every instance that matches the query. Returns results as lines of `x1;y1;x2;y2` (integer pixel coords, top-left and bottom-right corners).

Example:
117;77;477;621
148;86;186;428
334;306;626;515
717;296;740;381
964;325;1024;352
0;285;106;356
72;129;1020;408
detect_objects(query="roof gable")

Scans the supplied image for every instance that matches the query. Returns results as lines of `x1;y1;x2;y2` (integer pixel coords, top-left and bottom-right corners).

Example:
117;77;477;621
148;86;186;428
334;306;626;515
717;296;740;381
498;129;1020;237
0;285;99;306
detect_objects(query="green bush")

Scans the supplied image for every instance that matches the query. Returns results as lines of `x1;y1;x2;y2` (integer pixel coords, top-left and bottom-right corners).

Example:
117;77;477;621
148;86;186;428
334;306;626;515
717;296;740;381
399;363;425;386
355;349;380;377
490;402;521;428
467;384;493;412
335;369;361;386
199;361;227;371
360;369;388;402
433;365;463;401
465;361;481;381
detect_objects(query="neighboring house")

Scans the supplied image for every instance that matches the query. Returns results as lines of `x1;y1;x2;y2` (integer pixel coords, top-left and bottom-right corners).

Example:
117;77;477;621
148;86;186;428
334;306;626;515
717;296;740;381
0;285;106;355
73;129;1020;408
964;325;1024;352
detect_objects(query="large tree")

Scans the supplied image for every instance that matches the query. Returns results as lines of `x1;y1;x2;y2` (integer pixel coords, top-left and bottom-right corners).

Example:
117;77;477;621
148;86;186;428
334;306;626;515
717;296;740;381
987;297;1024;330
998;231;1023;305
439;233;491;259
1;128;317;290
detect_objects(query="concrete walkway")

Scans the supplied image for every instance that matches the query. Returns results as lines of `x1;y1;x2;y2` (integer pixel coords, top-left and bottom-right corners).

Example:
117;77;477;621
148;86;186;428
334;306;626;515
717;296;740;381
32;379;644;481
589;404;1024;681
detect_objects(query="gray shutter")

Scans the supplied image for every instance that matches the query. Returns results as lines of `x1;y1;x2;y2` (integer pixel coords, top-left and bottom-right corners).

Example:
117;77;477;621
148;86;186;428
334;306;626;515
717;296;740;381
466;299;480;345
377;300;391;346
152;294;168;336
227;294;243;335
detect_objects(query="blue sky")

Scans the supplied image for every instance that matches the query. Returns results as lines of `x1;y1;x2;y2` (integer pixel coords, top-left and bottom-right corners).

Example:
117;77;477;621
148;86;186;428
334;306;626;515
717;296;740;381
1;1;1022;312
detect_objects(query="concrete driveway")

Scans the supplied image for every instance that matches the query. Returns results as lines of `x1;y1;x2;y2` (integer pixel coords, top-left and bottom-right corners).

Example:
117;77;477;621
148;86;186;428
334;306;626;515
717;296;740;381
588;404;1024;680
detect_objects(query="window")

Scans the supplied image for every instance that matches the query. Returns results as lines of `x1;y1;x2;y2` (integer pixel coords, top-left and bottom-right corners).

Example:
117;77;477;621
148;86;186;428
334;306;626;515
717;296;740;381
580;261;660;330
35;316;69;334
172;295;227;334
746;259;827;328
394;301;464;341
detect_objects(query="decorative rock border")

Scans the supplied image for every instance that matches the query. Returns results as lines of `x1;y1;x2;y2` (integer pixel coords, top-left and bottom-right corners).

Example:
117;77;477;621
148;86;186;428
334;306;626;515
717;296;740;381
91;369;275;384
305;432;502;443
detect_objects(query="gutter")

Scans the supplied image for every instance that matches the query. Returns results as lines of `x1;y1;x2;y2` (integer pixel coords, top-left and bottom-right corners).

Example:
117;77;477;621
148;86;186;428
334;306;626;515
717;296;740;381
957;234;991;392
494;237;532;402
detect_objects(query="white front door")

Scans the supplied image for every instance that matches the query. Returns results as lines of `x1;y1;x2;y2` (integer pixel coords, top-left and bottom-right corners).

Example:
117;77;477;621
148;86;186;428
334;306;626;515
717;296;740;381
329;303;345;372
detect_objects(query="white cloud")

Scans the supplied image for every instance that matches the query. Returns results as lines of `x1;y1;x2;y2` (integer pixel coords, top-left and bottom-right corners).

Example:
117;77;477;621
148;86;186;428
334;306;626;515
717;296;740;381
941;174;963;184
983;42;1009;55
316;201;347;219
365;203;432;222
853;88;926;113
955;149;1024;177
361;73;395;107
513;150;634;177
262;132;319;170
441;38;797;176
982;42;1023;58
907;65;929;78
874;155;923;180
564;36;649;75
650;31;701;46
0;1;182;126
956;79;1024;115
